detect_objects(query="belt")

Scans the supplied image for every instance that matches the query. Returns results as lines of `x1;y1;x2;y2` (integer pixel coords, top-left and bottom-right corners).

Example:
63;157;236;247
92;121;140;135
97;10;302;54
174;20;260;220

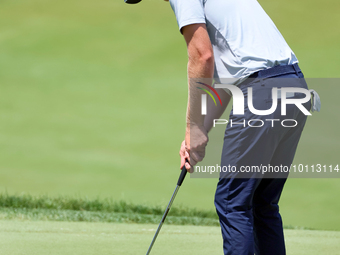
249;63;301;79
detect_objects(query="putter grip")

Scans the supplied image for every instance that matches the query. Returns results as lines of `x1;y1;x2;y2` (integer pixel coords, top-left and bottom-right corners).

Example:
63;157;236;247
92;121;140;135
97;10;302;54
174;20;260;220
177;163;188;186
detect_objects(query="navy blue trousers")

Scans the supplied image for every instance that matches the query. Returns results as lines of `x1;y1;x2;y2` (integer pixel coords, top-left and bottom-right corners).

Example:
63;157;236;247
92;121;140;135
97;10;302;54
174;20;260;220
214;64;310;255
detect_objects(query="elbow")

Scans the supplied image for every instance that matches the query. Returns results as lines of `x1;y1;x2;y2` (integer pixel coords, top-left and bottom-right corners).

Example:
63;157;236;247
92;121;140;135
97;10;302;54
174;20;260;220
187;47;215;75
198;50;214;74
188;45;214;65
198;50;214;65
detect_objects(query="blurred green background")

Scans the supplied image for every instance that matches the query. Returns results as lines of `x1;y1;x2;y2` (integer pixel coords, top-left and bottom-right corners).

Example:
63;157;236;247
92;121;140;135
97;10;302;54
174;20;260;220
0;0;339;231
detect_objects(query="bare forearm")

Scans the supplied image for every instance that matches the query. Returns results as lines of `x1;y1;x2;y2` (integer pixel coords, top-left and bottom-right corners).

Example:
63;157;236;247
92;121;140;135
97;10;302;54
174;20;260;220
186;57;214;129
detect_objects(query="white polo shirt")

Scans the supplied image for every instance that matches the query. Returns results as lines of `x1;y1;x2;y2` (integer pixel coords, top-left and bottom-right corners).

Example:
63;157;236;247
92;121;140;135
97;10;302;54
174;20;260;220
169;0;298;84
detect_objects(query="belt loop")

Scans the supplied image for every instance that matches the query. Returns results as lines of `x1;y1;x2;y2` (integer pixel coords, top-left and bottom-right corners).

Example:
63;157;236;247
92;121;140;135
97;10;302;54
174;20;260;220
293;63;300;75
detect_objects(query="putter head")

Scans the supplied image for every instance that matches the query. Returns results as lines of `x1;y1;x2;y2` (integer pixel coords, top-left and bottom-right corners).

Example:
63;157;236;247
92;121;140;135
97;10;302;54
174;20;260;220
124;0;142;4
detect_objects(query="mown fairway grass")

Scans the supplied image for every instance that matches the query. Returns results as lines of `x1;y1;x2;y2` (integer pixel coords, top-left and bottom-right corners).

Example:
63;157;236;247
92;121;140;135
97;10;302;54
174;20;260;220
0;194;339;254
0;0;339;233
0;220;340;255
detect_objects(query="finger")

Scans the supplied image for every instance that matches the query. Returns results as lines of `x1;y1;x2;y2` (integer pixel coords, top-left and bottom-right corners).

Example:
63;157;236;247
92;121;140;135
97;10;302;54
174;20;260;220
185;161;191;172
183;150;192;171
180;140;186;166
179;143;185;156
185;150;190;160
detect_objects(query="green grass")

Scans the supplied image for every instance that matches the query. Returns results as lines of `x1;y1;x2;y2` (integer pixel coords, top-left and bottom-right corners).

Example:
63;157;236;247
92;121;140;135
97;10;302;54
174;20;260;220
0;0;339;233
0;194;216;218
0;220;339;255
0;208;221;226
0;194;324;229
0;194;220;226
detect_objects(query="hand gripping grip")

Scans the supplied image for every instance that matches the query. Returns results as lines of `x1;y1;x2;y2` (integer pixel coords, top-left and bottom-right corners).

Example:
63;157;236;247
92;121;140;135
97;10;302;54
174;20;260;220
177;161;189;186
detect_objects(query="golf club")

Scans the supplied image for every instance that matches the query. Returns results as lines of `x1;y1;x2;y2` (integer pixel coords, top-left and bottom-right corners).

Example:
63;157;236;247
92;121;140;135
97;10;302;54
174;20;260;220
124;0;142;4
145;164;188;255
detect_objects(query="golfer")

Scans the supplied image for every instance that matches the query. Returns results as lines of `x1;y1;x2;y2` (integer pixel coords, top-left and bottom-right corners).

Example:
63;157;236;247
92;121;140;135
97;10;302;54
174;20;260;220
168;0;313;254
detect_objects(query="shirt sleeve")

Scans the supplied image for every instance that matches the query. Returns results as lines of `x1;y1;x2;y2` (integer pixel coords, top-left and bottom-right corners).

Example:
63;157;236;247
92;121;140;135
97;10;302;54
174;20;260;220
169;0;206;33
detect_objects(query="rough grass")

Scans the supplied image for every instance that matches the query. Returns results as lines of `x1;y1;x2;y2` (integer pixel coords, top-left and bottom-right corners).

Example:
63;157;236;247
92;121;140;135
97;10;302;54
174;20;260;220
0;193;219;226
0;193;217;218
0;194;314;230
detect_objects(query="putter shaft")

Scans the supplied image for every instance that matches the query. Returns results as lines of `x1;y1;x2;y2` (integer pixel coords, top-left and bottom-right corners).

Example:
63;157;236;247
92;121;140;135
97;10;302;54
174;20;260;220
145;185;180;255
145;165;187;255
